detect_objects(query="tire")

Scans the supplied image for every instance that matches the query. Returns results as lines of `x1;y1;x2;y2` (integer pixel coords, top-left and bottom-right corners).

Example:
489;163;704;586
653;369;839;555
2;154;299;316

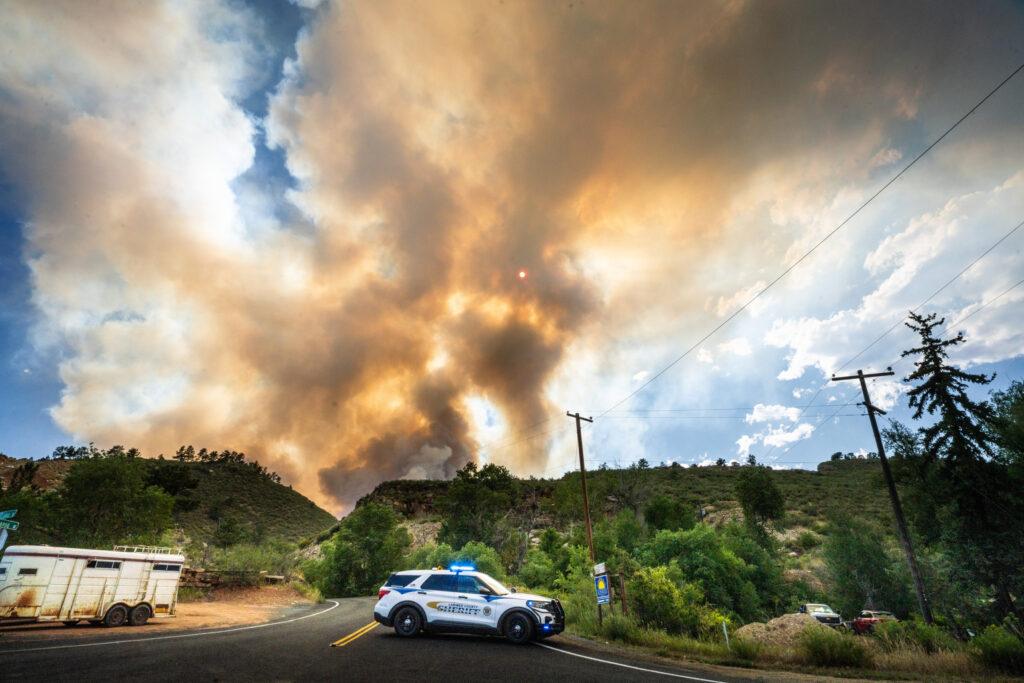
88;620;103;626
129;604;152;626
503;612;534;644
393;607;421;637
103;604;129;628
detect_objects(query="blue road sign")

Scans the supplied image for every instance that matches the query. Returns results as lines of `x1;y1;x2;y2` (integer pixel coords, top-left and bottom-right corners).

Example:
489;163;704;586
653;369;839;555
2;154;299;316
594;573;611;605
0;509;16;520
0;519;18;531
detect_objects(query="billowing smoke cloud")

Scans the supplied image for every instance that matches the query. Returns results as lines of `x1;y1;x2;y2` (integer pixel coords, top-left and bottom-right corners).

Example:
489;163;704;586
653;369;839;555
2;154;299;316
1;0;1021;511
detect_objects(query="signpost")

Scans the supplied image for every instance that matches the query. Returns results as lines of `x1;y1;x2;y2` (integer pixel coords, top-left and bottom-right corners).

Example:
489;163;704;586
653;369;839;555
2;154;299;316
594;573;611;606
0;509;17;550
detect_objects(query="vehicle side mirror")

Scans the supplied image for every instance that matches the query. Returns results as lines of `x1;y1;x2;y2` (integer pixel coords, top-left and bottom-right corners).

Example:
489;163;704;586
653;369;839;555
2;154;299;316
511;587;517;593
798;606;806;613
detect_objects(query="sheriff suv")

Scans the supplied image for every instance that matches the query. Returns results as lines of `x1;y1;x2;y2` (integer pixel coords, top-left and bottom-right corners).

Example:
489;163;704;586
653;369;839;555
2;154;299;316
373;566;564;644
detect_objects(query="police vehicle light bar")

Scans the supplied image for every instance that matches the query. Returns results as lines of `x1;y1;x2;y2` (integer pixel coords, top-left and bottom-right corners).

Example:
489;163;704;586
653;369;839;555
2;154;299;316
449;564;475;572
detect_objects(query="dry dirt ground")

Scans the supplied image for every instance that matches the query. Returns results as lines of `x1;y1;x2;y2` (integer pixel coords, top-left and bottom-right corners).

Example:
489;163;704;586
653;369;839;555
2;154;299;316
0;585;312;642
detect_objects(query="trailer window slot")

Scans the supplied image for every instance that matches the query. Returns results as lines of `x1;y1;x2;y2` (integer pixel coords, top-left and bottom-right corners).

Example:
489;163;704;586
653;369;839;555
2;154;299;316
86;560;122;570
19;568;38;575
0;567;7;576
153;564;181;572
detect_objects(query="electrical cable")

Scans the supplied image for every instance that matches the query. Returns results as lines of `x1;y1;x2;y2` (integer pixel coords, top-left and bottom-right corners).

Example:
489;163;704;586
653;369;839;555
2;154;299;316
596;60;1024;419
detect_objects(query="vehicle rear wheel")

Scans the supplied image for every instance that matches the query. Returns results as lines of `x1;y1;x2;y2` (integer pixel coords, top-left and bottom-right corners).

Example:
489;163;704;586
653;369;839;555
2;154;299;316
393;607;421;637
129;604;152;626
103;604;128;628
503;613;533;644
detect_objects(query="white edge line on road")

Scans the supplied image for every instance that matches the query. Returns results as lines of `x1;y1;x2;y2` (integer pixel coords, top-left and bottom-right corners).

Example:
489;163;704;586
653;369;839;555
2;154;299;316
535;641;727;683
0;599;341;654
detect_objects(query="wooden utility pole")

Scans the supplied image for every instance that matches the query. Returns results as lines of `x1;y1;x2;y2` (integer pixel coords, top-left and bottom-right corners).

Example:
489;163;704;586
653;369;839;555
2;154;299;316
832;368;933;624
567;411;600;624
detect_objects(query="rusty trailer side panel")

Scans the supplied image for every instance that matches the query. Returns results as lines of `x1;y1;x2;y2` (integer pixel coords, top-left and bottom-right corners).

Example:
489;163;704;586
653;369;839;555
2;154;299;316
0;545;185;623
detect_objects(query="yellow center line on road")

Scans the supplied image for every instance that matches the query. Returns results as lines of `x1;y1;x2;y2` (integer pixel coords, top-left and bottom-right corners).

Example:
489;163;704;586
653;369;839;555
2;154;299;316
330;621;379;648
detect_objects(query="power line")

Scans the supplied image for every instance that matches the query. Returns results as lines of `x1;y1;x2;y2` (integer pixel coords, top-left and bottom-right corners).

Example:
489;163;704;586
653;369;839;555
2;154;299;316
762;216;1024;461
597;59;1024;419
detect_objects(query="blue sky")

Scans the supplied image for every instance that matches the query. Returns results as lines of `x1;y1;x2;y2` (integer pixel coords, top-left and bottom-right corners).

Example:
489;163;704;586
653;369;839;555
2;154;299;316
0;1;1022;511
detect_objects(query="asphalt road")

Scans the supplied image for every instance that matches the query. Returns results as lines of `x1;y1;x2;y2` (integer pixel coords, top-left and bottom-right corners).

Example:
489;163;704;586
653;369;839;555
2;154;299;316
0;597;752;682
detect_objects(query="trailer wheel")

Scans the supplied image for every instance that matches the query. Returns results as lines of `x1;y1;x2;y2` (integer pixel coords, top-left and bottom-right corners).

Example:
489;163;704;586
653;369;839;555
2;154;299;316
103;604;129;627
129;604;152;626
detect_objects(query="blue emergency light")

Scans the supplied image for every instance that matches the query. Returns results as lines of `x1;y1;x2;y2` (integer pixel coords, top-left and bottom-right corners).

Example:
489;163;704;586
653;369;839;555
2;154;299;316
449;564;475;572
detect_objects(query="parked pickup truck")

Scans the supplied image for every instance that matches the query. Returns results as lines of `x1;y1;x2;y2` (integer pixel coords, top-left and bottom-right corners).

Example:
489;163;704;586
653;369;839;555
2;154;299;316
798;603;843;627
851;610;898;634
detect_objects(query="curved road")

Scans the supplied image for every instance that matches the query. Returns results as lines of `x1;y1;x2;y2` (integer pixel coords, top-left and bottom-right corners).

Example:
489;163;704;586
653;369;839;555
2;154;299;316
1;597;752;681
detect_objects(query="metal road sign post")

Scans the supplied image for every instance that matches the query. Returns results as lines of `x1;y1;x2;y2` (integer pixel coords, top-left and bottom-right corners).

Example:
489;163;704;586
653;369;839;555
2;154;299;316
594;574;611;605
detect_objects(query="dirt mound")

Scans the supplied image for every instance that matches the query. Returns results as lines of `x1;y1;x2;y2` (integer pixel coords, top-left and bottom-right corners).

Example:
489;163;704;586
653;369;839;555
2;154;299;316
735;612;828;647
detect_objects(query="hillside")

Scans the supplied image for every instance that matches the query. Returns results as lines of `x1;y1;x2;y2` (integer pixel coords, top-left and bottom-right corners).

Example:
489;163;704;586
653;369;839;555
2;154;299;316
0;453;337;549
358;458;892;530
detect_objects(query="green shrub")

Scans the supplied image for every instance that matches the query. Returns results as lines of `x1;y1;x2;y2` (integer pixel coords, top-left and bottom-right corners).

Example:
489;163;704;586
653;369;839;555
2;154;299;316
795;530;821;550
602;614;641;643
517;548;556;588
874;619;955;654
629;566;729;639
972;625;1024;674
797;625;873;668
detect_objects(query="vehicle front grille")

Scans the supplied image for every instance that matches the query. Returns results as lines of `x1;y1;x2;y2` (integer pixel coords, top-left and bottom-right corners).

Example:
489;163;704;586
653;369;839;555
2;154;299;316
550;599;565;623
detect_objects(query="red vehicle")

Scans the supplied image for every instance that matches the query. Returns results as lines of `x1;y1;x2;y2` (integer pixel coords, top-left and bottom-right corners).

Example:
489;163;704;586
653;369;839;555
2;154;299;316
851;610;898;634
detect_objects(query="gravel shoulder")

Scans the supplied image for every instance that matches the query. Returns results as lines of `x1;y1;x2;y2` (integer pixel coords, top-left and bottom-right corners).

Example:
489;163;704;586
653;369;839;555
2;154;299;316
0;585;312;642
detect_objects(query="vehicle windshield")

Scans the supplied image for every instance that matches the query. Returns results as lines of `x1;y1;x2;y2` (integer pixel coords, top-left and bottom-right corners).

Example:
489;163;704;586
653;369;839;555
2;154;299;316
477;574;510;596
808;604;833;613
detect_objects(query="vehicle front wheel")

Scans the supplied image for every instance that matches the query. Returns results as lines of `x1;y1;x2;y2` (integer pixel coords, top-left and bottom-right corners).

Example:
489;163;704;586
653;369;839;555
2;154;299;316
393;607;421;637
103;604;128;628
503;613;534;644
129;604;152;626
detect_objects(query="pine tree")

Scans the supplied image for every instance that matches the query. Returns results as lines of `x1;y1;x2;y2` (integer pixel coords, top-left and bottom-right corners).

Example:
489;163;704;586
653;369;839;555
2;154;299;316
902;312;994;465
901;311;1022;622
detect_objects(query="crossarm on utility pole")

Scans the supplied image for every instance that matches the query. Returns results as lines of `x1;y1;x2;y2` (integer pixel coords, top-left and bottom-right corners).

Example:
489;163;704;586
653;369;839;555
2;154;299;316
831;368;933;623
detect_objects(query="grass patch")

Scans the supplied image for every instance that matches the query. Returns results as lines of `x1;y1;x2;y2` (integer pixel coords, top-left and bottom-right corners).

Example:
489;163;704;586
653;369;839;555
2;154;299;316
290;579;324;604
873;620;955;654
177;586;211;602
797;625;873;668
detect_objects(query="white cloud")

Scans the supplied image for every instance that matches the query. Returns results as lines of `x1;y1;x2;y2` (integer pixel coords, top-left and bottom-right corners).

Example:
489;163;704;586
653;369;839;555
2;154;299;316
763;423;815;448
735;434;759;456
745;403;800;424
697;347;714;364
766;175;1024;384
714;280;768;318
718;337;752;357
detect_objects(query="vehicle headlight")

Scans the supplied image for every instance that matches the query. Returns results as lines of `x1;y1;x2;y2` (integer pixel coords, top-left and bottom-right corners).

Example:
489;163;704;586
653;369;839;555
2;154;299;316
527;600;553;612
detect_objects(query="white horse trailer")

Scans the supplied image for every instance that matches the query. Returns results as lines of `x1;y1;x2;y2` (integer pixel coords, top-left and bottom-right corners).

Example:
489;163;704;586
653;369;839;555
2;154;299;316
0;545;185;626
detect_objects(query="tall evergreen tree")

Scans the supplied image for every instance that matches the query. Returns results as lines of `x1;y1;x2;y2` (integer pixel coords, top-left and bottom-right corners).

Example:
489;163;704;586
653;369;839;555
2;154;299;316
902;312;994;465
901;312;1022;622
